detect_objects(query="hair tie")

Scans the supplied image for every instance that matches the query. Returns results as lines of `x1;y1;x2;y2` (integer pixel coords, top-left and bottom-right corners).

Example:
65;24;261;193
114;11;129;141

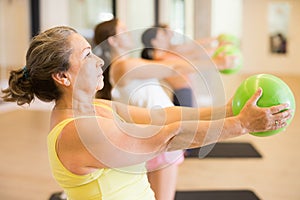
23;66;29;79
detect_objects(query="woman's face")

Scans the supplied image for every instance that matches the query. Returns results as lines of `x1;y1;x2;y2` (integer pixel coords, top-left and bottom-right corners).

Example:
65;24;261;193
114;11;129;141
68;33;105;93
114;21;134;50
151;29;172;50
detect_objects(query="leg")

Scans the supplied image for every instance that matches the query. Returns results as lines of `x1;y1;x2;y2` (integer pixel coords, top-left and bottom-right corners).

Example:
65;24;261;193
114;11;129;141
147;164;178;200
146;151;184;200
173;88;193;107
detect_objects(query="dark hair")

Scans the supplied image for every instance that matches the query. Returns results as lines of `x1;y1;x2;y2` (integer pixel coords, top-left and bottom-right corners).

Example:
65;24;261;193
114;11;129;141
140;24;170;60
93;19;118;100
1;26;77;105
141;27;159;60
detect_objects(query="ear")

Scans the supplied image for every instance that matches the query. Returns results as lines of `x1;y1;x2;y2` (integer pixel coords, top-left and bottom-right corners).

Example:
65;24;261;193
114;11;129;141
52;72;71;87
108;36;118;48
150;38;158;48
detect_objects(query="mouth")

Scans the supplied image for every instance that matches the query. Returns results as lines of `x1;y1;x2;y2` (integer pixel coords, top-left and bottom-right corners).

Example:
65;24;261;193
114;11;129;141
98;74;104;79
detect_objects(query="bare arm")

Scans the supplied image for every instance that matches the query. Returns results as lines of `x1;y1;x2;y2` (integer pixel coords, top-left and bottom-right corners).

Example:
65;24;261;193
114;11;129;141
71;89;291;168
95;98;231;125
110;58;191;86
68;58;292;170
166;89;291;150
110;56;213;86
111;37;236;86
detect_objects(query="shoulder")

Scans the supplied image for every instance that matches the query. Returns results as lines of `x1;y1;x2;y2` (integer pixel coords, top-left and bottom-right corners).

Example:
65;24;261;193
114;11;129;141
110;58;146;85
55;114;118;173
111;58;149;73
93;98;112;107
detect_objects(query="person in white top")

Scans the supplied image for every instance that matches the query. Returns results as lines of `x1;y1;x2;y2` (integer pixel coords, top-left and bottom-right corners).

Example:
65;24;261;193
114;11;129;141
139;25;194;200
4;25;291;200
92;19;240;200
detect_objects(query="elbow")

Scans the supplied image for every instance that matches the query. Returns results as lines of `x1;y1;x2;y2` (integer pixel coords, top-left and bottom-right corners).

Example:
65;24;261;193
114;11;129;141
164;123;190;151
154;123;181;152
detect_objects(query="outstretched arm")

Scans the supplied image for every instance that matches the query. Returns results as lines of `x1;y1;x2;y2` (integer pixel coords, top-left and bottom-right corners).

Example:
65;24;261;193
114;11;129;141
110;54;214;86
66;57;292;170
69;89;291;169
166;89;291;150
95;98;232;125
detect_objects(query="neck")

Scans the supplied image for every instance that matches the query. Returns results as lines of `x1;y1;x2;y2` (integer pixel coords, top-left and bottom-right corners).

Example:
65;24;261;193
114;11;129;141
73;93;95;115
153;49;166;60
54;97;72;110
111;47;130;61
54;95;95;115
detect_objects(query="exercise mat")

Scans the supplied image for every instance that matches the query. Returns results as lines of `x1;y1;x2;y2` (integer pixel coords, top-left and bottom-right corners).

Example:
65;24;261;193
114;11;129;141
185;142;262;158
175;190;261;200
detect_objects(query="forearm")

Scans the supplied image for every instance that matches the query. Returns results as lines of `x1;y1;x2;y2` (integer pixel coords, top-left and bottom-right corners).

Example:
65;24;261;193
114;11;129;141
166;116;246;151
113;100;230;125
162;105;229;122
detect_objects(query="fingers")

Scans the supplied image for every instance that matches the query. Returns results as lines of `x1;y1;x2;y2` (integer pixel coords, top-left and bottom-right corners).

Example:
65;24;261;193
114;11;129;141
273;108;293;121
269;103;290;114
274;120;287;130
248;88;263;106
268;103;292;130
270;109;293;130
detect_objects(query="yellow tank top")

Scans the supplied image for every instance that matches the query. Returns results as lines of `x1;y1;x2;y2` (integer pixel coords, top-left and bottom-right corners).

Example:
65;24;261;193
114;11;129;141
47;102;155;200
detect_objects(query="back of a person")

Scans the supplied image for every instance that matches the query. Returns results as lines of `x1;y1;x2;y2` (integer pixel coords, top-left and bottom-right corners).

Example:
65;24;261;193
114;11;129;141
112;78;173;108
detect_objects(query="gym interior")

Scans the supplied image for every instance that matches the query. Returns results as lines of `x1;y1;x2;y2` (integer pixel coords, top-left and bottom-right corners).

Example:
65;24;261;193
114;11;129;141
0;0;299;199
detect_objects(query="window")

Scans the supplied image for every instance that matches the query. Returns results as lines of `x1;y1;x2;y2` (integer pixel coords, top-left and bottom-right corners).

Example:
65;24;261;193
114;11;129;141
68;0;115;42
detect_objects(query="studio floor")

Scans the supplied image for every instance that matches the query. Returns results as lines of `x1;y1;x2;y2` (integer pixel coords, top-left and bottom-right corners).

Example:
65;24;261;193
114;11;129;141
0;74;299;200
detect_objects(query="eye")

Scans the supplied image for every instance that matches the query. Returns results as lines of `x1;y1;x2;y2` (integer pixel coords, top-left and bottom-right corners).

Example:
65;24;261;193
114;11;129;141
85;52;91;58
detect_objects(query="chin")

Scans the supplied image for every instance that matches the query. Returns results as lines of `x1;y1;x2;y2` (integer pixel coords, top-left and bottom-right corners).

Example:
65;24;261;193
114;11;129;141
95;78;104;90
96;83;104;91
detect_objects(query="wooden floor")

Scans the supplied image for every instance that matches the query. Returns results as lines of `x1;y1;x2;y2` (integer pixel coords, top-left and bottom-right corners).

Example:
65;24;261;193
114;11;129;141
0;74;299;200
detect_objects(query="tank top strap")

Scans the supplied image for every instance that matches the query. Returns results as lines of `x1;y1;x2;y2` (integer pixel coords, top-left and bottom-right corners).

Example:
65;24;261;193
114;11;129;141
93;101;125;122
49;101;124;138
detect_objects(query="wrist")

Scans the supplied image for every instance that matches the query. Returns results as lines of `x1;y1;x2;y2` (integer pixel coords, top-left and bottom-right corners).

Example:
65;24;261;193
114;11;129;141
236;115;248;135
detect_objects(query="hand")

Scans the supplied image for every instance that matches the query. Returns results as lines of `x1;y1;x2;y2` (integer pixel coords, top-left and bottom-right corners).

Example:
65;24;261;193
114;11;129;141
225;97;233;117
238;88;292;133
213;54;238;70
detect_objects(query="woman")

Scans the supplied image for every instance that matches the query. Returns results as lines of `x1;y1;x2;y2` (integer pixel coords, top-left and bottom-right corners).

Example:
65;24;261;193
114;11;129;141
141;25;194;107
2;26;292;200
94;20;241;200
140;25;194;200
93;20;217;200
139;25;241;200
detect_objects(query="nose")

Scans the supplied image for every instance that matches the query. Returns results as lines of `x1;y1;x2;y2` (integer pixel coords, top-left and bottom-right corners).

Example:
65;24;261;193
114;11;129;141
95;55;105;68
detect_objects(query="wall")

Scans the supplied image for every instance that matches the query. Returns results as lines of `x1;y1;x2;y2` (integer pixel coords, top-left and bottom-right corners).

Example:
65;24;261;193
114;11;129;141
159;0;194;39
211;0;243;38
194;0;212;38
117;0;154;30
241;0;300;75
40;0;69;31
1;0;300;80
116;0;155;57
0;0;30;78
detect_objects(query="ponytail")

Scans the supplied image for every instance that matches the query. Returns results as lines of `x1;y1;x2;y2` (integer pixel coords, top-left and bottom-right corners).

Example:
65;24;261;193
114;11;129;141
2;67;34;105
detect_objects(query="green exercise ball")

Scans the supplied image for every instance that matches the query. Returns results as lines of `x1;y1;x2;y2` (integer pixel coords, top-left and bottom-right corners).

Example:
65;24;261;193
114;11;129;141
217;33;240;46
213;44;243;74
232;74;295;137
